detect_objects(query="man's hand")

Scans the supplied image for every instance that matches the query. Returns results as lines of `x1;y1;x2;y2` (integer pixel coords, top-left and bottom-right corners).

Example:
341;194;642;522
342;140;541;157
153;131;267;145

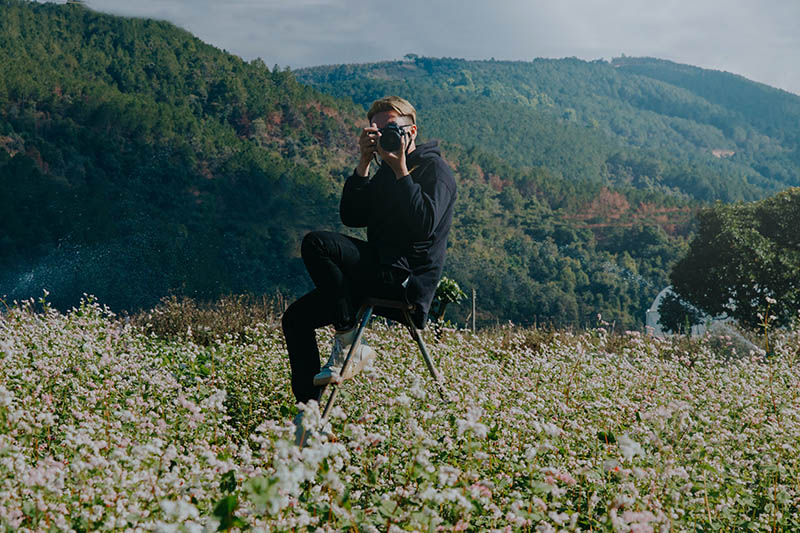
356;123;379;177
377;129;410;179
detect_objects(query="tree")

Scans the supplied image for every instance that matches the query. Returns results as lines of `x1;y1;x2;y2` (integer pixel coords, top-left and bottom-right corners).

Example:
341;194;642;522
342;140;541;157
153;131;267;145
657;290;703;334
669;188;800;329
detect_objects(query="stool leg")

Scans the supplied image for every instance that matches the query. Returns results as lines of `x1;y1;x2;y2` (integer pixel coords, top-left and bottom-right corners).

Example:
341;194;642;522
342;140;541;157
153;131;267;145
321;305;374;420
402;310;447;401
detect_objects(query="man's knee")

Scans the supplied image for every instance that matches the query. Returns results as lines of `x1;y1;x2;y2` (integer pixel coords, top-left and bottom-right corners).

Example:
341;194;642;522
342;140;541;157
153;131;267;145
301;230;331;262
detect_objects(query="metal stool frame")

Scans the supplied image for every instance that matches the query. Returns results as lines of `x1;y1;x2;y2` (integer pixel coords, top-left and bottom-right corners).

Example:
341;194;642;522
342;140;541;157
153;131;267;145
319;297;447;421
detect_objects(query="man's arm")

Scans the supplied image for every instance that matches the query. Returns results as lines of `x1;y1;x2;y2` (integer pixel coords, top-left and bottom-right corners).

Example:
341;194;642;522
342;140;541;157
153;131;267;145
390;158;457;240
376;125;457;240
339;172;371;227
340;124;380;227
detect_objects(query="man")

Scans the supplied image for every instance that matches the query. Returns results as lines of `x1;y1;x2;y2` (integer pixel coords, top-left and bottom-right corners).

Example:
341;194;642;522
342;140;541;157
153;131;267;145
282;96;457;432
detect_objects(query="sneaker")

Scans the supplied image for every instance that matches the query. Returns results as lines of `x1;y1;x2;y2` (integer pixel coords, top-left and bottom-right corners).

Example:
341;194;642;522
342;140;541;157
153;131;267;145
313;327;376;386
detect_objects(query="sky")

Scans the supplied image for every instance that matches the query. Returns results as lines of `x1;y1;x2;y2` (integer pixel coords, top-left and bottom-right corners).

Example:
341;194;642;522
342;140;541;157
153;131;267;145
58;0;800;95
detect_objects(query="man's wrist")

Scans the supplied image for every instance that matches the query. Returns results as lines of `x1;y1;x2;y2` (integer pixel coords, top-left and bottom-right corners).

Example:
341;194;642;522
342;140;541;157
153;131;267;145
391;162;409;179
356;157;371;178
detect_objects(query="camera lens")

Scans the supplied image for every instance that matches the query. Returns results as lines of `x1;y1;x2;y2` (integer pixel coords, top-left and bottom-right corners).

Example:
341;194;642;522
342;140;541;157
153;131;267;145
379;124;404;152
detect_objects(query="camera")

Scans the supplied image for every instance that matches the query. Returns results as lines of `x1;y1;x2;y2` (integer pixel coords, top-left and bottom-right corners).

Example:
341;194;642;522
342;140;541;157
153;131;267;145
378;123;409;152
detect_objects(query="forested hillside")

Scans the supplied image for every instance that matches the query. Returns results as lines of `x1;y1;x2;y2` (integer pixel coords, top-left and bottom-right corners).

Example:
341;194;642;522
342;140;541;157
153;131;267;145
4;0;794;329
298;56;800;202
297;56;800;327
0;0;361;311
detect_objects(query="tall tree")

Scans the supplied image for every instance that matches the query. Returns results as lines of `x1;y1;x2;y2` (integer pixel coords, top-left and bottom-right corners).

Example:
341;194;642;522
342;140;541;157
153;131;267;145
670;188;800;329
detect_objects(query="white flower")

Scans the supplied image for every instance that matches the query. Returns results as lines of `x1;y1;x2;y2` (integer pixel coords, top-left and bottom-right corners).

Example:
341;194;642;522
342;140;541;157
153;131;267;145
618;434;644;461
525;445;539;462
200;389;227;413
548;511;569;525
0;341;14;358
456;407;488;438
542;422;563;438
159;499;200;523
0;386;13;408
394;393;412;406
535;522;555;533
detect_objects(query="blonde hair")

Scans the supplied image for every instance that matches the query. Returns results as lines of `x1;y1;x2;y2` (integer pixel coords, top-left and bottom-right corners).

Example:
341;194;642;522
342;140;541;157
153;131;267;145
367;96;417;124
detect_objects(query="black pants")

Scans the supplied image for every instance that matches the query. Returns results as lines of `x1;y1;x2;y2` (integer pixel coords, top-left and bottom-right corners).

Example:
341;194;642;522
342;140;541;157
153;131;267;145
282;231;408;404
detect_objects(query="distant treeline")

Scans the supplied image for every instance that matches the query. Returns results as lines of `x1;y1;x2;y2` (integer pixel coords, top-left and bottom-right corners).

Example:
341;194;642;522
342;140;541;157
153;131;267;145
3;0;798;328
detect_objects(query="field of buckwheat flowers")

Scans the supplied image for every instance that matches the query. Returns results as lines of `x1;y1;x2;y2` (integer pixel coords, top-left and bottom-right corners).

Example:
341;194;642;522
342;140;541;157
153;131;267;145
2;296;800;532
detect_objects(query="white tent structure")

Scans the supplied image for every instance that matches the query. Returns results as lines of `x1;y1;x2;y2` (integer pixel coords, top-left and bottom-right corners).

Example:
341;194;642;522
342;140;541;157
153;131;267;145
646;287;762;354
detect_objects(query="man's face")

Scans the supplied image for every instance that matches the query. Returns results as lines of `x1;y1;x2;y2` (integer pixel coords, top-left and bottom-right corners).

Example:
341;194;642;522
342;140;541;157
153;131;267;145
372;110;417;140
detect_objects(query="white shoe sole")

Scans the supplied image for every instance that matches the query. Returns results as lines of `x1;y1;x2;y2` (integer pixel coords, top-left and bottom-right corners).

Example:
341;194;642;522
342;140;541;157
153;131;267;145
313;372;341;386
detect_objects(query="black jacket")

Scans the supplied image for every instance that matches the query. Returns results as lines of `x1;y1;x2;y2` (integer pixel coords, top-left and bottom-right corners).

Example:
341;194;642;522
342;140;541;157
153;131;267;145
340;141;457;323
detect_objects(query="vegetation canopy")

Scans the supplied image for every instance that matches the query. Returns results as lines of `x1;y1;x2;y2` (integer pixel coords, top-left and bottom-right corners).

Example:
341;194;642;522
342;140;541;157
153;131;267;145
2;0;799;330
670;187;800;330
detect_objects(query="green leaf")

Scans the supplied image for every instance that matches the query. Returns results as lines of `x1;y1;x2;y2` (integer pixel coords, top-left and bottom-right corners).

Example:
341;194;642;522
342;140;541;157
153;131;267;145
530;481;553;495
597;430;616;444
213;495;248;531
244;476;280;513
220;470;237;494
378;498;398;518
697;462;718;474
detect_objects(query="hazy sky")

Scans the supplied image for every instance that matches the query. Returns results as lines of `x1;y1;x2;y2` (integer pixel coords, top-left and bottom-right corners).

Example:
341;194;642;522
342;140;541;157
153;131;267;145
61;0;800;95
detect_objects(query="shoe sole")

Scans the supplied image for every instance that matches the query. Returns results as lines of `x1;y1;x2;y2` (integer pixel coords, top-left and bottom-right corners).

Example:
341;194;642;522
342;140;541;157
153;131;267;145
313;373;341;386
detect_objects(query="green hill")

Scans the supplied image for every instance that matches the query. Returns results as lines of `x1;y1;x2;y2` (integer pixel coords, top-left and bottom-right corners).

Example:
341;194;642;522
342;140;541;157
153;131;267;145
0;0;361;311
297;56;800;201
5;0;794;329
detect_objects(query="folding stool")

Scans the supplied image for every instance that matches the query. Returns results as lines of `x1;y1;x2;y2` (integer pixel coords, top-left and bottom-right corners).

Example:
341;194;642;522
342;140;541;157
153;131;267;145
319;297;448;421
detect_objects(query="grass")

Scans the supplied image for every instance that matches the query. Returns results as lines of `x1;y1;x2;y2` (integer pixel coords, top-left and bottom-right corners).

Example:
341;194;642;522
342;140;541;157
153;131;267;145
1;295;799;531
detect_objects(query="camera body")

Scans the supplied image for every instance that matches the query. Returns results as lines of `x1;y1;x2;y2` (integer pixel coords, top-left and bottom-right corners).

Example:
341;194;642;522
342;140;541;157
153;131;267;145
377;123;408;152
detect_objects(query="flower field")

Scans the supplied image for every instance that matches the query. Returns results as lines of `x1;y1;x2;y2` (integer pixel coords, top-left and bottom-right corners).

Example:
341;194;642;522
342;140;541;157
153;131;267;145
1;298;800;531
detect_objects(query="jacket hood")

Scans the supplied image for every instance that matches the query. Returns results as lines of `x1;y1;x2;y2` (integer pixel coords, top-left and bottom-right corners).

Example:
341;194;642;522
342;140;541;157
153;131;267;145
408;140;440;162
